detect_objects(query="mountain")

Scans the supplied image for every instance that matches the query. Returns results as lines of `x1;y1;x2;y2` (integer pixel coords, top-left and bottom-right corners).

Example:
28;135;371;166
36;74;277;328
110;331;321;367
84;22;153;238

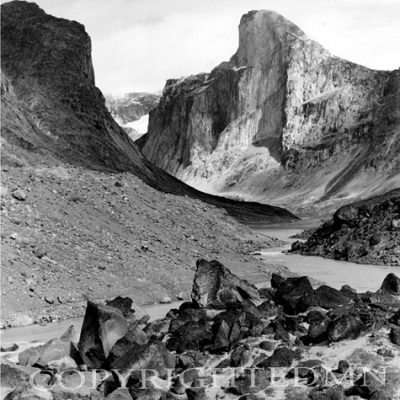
0;1;296;324
105;92;160;140
140;10;400;215
291;189;400;265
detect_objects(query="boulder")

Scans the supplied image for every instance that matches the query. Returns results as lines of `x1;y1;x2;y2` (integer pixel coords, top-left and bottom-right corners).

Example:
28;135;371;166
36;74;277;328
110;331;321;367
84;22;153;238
274;276;314;314
191;259;261;308
327;312;365;342
286;359;322;379
311;285;352;309
19;326;80;368
1;358;41;389
377;273;400;296
107;325;148;364
258;340;275;351
230;344;251;367
256;347;296;368
78;301;128;369
306;310;330;343
110;342;175;380
12;189;26;201
167;319;213;353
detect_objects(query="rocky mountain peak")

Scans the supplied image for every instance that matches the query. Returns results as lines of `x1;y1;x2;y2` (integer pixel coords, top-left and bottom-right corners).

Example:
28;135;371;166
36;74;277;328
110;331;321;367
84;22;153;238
233;10;305;67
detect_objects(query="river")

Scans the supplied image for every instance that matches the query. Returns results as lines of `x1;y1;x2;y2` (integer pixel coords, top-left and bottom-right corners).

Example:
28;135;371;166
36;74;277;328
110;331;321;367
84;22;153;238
254;225;399;293
1;225;399;347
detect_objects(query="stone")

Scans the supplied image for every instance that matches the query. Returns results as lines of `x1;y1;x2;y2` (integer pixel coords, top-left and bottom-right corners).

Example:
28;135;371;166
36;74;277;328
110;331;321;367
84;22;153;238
160;296;172;304
12;189;26;201
167;319;213;353
78;301;128;369
256;347;296;368
327;312;365;342
378;273;400;296
107;325;148;364
274;276;314;314
191;259;261;308
389;326;400;345
230;344;251;367
1;343;19;352
33;246;47;259
110;342;175;380
1;358;40;388
185;387;207;400
336;360;350;374
306;310;330;343
18;330;80;368
258;340;275;351
105;296;134;318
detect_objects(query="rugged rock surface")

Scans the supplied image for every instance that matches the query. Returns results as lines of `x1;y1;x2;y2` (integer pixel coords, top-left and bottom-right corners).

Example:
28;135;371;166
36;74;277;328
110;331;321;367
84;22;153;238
105;92;160;139
0;1;297;325
4;264;400;400
140;10;400;213
291;189;400;265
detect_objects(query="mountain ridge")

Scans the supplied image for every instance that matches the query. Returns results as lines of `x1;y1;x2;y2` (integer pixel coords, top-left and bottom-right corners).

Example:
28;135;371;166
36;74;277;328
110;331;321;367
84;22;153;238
140;9;400;215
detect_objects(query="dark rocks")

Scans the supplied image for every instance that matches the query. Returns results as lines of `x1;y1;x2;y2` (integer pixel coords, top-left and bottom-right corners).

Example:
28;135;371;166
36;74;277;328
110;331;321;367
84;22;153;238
258;340;275;351
78;301;128;369
274;276;314;314
286;359;322;379
191;259;261;308
378;273;400;296
336;360;350;374
389;326;400;345
327;312;365;342
311;285;352;309
107;325;148;364
167;319;213;353
291;191;400;266
306;310;330;343
185;387;207;400
105;297;134;318
256;347;296;368
110;342;175;379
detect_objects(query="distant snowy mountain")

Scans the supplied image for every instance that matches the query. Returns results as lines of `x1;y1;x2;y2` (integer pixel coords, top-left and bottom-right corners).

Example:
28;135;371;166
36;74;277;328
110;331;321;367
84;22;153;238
106;92;160;140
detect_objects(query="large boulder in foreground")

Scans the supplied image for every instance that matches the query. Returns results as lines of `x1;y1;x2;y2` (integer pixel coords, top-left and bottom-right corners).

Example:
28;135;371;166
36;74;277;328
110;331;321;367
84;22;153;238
78;301;128;369
191;259;261;308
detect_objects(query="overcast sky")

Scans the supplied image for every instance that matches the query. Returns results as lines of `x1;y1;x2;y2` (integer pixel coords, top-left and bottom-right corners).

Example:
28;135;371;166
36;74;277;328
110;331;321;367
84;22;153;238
21;0;400;95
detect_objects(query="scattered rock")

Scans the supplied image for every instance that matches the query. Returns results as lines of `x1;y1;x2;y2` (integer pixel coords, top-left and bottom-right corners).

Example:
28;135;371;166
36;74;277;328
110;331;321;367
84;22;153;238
160;296;172;304
12;189;26;201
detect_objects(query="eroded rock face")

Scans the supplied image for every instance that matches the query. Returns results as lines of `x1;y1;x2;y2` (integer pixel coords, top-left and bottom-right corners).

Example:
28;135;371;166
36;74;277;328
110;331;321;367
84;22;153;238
140;10;400;208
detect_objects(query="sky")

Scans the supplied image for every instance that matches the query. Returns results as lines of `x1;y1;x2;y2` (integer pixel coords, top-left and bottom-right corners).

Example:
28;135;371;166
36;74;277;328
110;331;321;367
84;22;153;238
16;0;400;95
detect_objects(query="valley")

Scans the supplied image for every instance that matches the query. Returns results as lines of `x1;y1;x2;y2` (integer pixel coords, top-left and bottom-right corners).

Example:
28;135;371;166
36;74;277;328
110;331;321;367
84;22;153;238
0;2;399;400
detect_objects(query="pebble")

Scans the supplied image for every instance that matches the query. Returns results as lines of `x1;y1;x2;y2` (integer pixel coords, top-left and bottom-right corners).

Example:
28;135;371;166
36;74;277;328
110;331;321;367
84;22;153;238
12;189;26;201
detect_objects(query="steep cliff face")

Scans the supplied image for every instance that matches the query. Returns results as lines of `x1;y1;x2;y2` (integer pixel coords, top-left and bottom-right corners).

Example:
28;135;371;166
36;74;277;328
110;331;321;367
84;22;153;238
1;1;297;223
141;10;400;213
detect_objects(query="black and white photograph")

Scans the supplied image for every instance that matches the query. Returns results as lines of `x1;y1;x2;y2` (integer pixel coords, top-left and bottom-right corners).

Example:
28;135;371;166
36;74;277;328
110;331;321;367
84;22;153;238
1;0;400;398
